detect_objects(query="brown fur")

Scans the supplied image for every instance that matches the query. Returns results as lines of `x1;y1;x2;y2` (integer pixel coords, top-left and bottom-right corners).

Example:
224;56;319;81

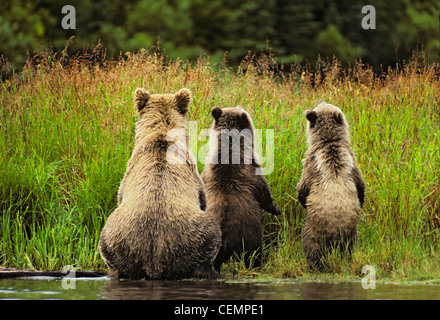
201;106;281;272
297;101;365;271
99;88;221;280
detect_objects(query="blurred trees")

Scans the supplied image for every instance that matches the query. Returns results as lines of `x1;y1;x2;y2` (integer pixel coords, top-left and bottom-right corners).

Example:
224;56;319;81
1;0;439;73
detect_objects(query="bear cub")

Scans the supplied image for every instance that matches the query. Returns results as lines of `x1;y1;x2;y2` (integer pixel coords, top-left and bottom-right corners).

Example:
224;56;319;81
99;88;221;280
202;105;281;272
297;101;365;271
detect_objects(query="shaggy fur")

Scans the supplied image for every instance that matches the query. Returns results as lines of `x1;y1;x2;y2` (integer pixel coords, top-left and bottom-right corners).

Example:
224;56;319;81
297;101;365;271
99;88;221;280
202;105;281;272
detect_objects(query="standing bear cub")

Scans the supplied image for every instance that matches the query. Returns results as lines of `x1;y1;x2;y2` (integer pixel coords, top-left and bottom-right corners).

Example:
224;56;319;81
99;88;221;280
202;105;281;272
297;101;365;271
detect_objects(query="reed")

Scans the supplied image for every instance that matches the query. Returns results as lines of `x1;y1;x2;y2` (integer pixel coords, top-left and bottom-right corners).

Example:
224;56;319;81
1;47;439;281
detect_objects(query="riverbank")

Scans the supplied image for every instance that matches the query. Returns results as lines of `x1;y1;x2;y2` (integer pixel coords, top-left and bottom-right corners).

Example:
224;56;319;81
1;48;439;281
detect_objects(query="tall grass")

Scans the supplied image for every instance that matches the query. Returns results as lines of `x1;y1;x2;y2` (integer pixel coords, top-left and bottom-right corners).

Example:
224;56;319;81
1;48;439;280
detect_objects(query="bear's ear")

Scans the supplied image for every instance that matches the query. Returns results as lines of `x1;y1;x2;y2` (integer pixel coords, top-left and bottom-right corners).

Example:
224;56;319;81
305;110;318;125
239;112;250;128
334;112;343;125
175;88;191;114
134;88;150;112
211;107;222;121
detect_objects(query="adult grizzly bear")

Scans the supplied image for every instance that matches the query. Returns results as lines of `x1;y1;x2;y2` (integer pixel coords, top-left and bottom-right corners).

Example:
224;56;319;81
202;105;281;272
297;101;365;271
99;88;221;280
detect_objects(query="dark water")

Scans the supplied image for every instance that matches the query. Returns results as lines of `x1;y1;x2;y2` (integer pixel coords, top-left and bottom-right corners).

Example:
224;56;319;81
1;277;439;300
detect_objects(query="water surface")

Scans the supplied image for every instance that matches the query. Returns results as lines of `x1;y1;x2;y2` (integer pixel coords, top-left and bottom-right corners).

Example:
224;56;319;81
1;277;439;300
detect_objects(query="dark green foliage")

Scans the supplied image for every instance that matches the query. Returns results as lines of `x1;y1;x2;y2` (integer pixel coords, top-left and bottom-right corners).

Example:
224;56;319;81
1;0;440;76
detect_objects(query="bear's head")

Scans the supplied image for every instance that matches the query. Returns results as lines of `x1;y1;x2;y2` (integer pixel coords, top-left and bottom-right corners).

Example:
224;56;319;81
207;105;257;166
134;87;191;120
304;100;350;144
132;88;192;146
210;105;254;132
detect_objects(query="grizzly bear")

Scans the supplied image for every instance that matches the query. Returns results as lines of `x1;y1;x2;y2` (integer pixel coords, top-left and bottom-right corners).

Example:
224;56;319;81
99;88;221;280
201;105;281;272
297;101;365;271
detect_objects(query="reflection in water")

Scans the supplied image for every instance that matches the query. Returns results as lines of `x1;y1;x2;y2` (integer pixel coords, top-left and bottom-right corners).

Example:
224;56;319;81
1;277;440;300
101;279;440;300
102;280;261;300
300;282;363;300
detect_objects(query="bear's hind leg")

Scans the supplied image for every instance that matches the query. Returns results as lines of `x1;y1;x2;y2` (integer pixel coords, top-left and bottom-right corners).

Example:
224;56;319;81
303;237;325;272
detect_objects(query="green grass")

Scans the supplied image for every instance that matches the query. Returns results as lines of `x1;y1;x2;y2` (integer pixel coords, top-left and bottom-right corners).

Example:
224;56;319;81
1;49;439;281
